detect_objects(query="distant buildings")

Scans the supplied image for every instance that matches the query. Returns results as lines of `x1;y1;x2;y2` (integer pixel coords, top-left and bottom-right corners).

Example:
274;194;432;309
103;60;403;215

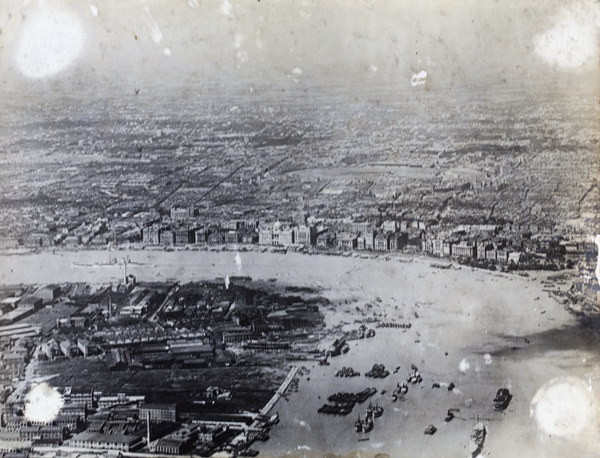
34;285;61;302
170;206;196;220
70;432;143;452
139;403;177;422
452;241;476;258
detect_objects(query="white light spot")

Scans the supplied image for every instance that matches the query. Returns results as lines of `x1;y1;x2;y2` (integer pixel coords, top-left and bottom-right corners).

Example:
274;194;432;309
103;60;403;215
530;377;597;439
534;3;600;69
370;64;378;72
255;32;264;50
15;9;85;79
410;70;428;87
459;358;470;373
234;252;242;272
220;0;233;17
370;441;386;449
293;417;311;431
236;51;248;68
234;32;245;49
90;4;98;16
144;7;163;44
164;47;171;56
534;20;597;68
484;354;492;365
292;67;303;75
225;275;230;290
24;383;64;423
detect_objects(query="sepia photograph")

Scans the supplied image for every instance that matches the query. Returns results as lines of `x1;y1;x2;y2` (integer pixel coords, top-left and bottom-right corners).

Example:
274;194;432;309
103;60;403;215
0;0;599;457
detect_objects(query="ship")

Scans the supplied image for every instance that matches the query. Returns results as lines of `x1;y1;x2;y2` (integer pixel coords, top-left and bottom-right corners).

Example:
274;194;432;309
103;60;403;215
355;414;363;433
362;413;374;433
392;381;409;401
327;338;347;357
366;402;383;418
469;422;486;457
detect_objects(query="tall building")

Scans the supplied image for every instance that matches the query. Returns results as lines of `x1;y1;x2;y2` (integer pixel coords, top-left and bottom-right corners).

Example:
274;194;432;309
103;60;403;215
452;241;476;258
139;403;177;422
142;226;161;245
363;231;375;250
174;228;194;245
272;222;295;247
258;227;273;246
374;232;389;251
295;225;316;246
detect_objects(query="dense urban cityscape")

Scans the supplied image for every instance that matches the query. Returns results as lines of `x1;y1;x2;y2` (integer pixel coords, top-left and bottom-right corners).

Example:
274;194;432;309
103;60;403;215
0;87;598;457
1;0;600;457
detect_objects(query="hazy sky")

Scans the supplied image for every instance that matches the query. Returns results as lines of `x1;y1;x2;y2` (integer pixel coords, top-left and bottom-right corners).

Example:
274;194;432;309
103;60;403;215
0;0;599;100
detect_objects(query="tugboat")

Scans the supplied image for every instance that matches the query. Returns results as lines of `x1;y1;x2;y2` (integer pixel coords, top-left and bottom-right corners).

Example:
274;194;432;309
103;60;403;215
355;414;363;433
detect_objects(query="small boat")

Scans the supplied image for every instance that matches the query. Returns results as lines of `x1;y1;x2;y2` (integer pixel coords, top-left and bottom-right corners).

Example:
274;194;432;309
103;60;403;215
373;404;383;418
424;424;437;435
355;415;363;433
469;422;486;457
362;416;374;433
493;388;512;411
366;402;383;418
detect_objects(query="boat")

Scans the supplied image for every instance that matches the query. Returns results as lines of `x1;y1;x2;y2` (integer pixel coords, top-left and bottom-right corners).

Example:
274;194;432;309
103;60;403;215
469;422;486;457
493;388;512;411
373;404;383;418
366;402;383;418
362;414;374;433
327;338;347;357
354;415;363;433
392;381;409;401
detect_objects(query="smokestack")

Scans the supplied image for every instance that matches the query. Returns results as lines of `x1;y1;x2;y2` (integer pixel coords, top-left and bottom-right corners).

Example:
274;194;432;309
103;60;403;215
146;411;150;445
